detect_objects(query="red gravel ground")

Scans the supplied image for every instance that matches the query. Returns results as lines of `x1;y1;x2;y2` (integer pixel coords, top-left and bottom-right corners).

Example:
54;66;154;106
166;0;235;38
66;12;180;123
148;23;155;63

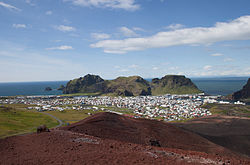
173;115;250;157
0;112;250;165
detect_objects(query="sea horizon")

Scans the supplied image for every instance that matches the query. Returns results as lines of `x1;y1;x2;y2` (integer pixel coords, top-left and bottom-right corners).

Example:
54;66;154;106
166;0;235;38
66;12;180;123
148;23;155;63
0;76;248;97
0;76;249;83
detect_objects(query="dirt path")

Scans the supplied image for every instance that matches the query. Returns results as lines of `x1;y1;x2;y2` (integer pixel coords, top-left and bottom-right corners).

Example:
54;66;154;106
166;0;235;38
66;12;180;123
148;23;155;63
42;112;64;128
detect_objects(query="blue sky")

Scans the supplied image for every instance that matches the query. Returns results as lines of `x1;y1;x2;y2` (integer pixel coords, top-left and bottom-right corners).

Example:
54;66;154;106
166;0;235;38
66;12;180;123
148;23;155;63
0;0;250;82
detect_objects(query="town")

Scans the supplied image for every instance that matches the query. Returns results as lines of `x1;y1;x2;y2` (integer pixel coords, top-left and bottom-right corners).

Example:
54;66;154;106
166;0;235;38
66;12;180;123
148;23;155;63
0;94;245;121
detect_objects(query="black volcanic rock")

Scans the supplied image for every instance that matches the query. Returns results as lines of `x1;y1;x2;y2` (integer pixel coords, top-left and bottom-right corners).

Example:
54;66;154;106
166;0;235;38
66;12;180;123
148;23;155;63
63;74;105;94
57;85;65;91
151;75;202;95
151;78;160;84
44;87;52;91
232;78;250;100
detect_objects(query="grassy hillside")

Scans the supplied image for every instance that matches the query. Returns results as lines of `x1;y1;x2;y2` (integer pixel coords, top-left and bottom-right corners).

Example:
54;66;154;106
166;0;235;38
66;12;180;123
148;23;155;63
201;103;250;117
152;86;202;95
64;74;202;96
0;105;58;138
151;75;202;95
60;92;101;97
46;109;104;124
105;76;151;96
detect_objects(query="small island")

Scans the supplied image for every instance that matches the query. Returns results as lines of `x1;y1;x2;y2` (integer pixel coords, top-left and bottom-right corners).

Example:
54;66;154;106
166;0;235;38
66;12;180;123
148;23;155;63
57;85;65;91
44;87;52;91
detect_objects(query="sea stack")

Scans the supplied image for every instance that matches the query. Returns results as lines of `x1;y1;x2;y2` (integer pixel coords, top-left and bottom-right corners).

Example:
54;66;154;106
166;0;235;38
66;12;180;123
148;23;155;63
44;87;52;91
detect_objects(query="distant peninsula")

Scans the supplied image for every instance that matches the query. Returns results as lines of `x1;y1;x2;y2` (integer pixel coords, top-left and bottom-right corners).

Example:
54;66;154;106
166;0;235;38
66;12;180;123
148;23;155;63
63;74;202;96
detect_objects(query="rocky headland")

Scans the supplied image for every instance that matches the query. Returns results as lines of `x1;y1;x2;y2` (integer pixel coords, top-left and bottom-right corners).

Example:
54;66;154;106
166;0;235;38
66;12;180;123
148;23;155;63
232;78;250;101
63;74;202;96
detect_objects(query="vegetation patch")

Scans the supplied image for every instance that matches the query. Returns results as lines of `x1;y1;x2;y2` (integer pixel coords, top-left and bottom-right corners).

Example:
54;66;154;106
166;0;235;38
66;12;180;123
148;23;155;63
60;92;101;97
201;103;250;117
0;105;58;138
63;74;202;96
45;109;104;124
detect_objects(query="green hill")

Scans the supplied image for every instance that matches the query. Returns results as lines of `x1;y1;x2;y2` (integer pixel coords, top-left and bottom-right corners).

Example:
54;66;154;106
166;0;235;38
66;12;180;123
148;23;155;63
151;75;202;95
63;74;202;96
63;74;105;94
104;76;151;96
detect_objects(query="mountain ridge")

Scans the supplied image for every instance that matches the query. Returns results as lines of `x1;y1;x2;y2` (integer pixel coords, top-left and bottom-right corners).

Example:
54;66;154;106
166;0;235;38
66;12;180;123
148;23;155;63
63;74;202;96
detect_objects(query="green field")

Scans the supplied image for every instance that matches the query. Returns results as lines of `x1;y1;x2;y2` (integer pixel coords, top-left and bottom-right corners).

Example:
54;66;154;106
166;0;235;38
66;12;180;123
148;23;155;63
0;104;58;139
60;92;101;97
95;105;135;115
45;105;134;124
0;102;137;139
45;109;104;124
201;103;250;117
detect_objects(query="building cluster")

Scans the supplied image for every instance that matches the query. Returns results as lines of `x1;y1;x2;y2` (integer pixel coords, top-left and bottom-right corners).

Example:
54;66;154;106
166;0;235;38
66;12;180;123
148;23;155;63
79;95;212;121
0;93;225;121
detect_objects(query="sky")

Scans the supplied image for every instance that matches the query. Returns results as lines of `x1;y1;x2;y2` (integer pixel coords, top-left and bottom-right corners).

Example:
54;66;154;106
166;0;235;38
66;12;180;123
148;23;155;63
0;0;250;82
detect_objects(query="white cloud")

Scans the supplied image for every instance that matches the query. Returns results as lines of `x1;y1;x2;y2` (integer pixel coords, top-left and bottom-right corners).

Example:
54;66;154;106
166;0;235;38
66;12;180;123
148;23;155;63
65;0;140;11
0;48;87;82
203;65;212;70
191;65;250;77
152;67;159;70
91;33;110;40
114;65;120;69
133;27;144;31
119;26;138;37
54;25;76;32
91;15;250;54
129;64;138;68
12;24;26;29
169;66;179;70
211;53;223;57
224;58;233;62
45;11;52;15
119;69;129;72
0;2;21;11
25;0;35;6
165;24;184;30
54;40;62;42
46;45;73;50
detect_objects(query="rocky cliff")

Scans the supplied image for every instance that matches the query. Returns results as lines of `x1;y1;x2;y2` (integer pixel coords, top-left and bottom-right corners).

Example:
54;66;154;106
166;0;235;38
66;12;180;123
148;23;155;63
151;75;202;95
232;78;250;100
63;74;202;96
63;74;105;94
104;76;151;96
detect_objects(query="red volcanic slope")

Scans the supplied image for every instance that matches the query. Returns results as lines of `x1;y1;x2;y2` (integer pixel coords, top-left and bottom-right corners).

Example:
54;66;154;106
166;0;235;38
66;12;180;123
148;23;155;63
1;129;249;165
62;112;232;155
0;112;250;165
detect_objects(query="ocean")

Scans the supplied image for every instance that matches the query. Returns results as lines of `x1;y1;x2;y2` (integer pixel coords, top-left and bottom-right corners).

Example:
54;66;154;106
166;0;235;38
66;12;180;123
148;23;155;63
192;77;248;96
0;77;248;96
0;81;68;96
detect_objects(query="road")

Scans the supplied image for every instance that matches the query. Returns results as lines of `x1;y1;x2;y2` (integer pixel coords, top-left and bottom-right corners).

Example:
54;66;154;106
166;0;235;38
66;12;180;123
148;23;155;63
42;112;64;128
